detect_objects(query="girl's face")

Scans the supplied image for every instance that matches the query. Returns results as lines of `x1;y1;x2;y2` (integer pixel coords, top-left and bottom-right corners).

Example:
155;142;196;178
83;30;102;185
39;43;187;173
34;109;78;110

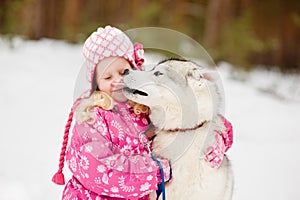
95;57;132;102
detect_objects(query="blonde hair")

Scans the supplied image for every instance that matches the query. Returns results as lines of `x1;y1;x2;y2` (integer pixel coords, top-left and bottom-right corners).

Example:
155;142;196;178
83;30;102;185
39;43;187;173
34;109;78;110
75;90;149;124
127;100;149;115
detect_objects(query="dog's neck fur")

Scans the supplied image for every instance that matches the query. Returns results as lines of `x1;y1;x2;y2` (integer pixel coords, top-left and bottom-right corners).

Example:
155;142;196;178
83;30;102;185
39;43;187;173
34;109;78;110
149;81;218;131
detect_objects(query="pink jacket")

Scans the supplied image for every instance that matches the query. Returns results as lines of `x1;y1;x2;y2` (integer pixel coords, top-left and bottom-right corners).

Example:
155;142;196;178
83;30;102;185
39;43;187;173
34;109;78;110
62;103;171;200
62;103;233;200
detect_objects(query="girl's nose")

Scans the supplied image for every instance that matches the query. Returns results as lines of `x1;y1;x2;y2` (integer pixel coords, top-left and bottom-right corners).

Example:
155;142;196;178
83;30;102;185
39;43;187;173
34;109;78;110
111;76;123;87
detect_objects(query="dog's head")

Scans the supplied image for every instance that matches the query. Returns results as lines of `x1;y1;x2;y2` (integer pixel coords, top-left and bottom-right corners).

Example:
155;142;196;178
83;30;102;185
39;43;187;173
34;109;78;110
123;59;220;130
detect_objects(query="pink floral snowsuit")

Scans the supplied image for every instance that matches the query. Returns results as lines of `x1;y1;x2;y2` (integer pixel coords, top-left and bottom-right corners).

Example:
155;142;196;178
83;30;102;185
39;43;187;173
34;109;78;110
62;102;233;200
62;103;171;200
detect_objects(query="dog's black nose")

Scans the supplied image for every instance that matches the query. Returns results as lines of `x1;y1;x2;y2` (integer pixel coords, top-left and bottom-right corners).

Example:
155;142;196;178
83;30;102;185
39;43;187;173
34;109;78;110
123;69;130;75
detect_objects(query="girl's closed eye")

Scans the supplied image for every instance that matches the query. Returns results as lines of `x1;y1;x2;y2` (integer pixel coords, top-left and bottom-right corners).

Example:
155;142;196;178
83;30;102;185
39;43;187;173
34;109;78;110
104;76;112;80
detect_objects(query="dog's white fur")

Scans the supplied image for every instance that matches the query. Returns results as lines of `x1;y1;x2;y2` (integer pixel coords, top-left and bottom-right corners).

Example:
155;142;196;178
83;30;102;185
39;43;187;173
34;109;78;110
123;59;233;200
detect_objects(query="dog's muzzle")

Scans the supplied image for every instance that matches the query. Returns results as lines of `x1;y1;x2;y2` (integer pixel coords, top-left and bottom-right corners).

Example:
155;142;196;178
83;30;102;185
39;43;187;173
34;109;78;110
123;87;148;96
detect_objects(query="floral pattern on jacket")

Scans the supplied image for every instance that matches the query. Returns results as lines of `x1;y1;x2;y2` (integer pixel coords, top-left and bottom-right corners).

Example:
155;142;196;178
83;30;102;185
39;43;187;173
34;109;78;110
62;103;171;200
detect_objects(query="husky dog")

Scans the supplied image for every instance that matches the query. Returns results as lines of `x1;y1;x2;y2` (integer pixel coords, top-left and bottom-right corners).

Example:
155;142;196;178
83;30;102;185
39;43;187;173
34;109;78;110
123;59;233;200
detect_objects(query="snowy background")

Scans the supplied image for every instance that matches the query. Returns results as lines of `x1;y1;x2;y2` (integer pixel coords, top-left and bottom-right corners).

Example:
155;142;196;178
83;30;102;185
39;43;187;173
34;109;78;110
0;38;300;200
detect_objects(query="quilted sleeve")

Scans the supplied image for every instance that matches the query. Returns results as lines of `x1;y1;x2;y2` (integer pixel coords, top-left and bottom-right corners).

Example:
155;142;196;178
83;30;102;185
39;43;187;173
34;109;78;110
220;116;233;152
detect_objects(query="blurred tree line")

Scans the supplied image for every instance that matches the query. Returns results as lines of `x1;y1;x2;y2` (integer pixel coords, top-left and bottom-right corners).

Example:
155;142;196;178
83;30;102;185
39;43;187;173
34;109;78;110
0;0;299;71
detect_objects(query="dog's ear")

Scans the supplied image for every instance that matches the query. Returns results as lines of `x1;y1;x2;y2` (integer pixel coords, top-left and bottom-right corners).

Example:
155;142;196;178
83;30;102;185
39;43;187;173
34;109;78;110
188;68;218;82
188;68;203;80
202;72;219;81
166;65;188;86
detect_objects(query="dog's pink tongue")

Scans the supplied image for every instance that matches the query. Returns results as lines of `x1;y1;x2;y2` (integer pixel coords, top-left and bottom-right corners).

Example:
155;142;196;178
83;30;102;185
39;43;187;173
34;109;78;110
112;82;126;91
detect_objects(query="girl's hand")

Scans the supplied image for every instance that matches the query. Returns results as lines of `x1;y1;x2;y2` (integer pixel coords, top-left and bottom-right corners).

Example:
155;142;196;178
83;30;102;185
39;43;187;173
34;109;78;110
205;116;233;168
144;123;156;139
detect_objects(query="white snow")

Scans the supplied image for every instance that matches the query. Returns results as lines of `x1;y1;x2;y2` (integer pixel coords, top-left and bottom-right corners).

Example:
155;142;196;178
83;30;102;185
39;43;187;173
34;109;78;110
0;38;299;200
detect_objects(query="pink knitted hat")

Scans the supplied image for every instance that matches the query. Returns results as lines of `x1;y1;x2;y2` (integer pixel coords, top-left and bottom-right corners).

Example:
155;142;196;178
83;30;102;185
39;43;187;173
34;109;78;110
83;26;144;94
52;25;145;185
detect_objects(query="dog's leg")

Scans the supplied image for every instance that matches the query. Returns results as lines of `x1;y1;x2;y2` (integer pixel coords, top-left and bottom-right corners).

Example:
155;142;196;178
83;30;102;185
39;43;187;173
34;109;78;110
221;156;234;200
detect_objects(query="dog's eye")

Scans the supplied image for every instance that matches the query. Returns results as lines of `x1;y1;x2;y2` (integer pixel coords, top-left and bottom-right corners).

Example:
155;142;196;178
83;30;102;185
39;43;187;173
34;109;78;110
154;71;163;76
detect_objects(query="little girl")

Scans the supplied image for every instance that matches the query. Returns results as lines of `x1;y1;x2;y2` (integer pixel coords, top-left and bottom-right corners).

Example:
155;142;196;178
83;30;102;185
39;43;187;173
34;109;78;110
52;25;233;200
52;26;171;200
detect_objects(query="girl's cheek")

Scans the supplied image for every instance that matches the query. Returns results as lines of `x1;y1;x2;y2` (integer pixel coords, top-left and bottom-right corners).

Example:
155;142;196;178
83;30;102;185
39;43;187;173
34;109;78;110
108;82;114;92
99;80;112;92
109;86;113;93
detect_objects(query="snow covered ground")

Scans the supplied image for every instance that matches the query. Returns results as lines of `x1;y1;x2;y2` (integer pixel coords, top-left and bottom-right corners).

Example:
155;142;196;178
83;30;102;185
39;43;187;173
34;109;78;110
0;38;300;200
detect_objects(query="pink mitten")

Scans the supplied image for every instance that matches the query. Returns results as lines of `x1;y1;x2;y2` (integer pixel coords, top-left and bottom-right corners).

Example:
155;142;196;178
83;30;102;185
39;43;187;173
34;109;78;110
205;116;233;168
